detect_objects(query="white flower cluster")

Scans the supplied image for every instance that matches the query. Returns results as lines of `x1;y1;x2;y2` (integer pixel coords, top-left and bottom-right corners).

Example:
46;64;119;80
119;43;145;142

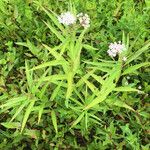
58;11;90;28
77;13;90;29
58;12;76;26
107;41;126;58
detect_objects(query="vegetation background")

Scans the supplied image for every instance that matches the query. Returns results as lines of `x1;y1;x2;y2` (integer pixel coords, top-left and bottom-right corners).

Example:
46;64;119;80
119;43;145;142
0;0;150;149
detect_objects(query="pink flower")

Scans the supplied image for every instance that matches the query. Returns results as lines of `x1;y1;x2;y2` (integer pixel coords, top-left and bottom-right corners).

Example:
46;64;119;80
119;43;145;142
58;12;76;25
107;42;126;57
77;13;90;28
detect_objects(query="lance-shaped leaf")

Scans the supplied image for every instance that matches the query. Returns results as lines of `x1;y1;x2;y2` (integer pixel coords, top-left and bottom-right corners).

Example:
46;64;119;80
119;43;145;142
125;41;150;64
84;64;121;110
106;98;135;112
30;60;64;71
21;99;35;133
66;72;74;107
51;110;58;134
84;83;115;110
44;21;65;42
70;112;85;129
10;101;29;122
42;7;65;32
122;62;150;75
0;96;27;109
1;122;21;129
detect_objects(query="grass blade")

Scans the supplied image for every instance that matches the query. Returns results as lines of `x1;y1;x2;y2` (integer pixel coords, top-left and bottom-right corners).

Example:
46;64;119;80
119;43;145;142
25;60;33;90
51;110;58;134
66;72;74;101
1;122;21;129
0;96;27;109
122;62;150;75
125;41;150;64
38;104;45;124
106;98;135;112
10;101;29;122
70;112;85;129
114;87;140;92
84;83;115;110
51;81;62;101
44;21;65;42
30;60;64;71
41;6;66;34
21;99;35;133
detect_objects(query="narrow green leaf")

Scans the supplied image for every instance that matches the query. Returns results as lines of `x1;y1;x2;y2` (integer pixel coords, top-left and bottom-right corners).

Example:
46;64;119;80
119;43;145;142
27;40;40;56
83;44;98;51
126;33;130;50
74;88;85;104
1;122;21;129
66;72;74;100
0;96;27;109
82;77;99;96
38;75;66;82
51;110;58;134
78;29;87;42
0;94;8;102
85;112;88;130
122;31;126;45
21;99;35;132
39;82;49;99
38;104;45;124
90;73;104;85
41;6;66;35
114;87;140;92
84;64;121;110
25;60;33;90
122;62;150;75
10;101;29;122
106;99;135;112
70;97;83;106
43;43;62;59
30;60;64;71
32;68;50;94
84;61;115;67
76;69;96;87
70;112;85;129
51;81;62;101
125;42;150;64
84;83;115;110
89;114;103;123
15;42;28;47
87;66;112;73
44;21;65;42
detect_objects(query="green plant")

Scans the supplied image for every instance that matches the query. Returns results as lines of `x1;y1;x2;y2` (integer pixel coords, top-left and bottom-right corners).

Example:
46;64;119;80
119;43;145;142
0;0;149;149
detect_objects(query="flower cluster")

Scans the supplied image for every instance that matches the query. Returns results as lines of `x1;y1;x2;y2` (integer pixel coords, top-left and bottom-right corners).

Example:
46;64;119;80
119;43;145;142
77;13;90;28
107;41;126;58
58;11;90;28
57;12;76;26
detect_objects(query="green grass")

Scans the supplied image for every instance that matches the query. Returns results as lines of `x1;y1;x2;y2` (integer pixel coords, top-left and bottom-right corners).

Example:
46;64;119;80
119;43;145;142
0;0;150;149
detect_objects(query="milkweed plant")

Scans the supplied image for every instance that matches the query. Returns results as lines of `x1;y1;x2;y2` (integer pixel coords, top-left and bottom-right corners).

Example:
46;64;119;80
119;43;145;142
0;1;149;149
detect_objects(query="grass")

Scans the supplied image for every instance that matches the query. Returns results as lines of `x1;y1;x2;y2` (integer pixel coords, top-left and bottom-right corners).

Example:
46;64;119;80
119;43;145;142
0;0;150;149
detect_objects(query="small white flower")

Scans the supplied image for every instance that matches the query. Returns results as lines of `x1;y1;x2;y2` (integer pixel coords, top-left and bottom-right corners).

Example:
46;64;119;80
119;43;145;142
77;13;90;28
58;12;76;26
107;49;117;57
122;57;127;61
107;42;126;58
138;85;142;89
137;90;143;94
126;76;130;79
77;13;83;17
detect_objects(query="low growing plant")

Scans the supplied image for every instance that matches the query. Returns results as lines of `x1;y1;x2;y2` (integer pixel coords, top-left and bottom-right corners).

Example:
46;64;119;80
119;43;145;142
0;1;149;149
